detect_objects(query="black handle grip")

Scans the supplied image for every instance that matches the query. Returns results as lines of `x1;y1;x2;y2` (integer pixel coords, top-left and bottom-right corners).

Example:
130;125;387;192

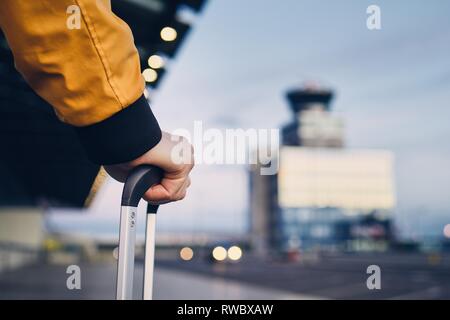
121;165;163;209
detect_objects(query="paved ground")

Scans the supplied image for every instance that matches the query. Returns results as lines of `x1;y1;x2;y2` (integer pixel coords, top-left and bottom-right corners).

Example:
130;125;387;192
0;262;318;300
0;252;449;299
157;252;450;300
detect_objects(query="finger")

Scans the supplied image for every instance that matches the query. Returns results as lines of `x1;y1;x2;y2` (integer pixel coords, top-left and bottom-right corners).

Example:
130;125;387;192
143;175;189;203
172;177;191;201
143;183;171;204
186;177;191;188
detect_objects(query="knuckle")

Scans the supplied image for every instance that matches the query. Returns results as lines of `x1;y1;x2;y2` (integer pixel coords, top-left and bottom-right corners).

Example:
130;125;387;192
181;161;194;173
168;190;177;201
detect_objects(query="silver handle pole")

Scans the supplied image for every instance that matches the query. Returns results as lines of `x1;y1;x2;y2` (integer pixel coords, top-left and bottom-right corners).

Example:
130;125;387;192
116;205;137;300
116;165;163;300
143;212;157;300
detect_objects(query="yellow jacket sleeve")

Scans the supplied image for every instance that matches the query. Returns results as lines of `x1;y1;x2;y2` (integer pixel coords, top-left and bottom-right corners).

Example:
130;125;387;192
0;0;162;165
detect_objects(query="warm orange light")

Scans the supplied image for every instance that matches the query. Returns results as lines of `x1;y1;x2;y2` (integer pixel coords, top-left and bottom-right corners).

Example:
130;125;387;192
212;246;227;261
180;247;194;261
142;68;158;83
227;246;242;261
148;55;164;69
160;27;177;41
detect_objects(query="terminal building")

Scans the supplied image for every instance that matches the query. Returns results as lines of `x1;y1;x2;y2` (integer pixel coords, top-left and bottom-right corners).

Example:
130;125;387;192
250;86;396;255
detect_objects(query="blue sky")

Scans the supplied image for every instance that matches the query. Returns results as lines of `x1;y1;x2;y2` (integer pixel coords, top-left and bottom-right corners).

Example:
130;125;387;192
51;0;450;239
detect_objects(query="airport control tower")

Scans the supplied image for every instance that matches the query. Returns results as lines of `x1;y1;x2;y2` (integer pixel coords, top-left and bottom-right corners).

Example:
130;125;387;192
282;86;344;148
249;84;395;257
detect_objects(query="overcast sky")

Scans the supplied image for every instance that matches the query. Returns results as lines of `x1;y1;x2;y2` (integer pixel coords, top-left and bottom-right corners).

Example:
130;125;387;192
52;0;450;239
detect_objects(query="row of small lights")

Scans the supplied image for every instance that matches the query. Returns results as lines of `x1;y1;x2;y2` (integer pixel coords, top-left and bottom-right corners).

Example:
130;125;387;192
179;245;243;262
142;27;178;84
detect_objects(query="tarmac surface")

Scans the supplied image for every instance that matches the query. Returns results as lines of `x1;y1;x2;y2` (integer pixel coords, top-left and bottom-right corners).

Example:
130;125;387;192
0;262;317;300
0;252;449;299
158;252;450;300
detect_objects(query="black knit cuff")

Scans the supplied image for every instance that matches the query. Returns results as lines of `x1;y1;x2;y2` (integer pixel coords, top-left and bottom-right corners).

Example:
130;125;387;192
74;95;162;165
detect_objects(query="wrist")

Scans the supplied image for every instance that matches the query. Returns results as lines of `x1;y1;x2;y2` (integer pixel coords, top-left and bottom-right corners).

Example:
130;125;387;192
74;95;162;165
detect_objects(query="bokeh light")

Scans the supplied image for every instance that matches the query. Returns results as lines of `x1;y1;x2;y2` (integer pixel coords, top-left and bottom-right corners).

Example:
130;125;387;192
444;224;450;238
212;246;227;261
112;247;119;260
142;68;158;83
227;246;242;261
148;55;164;69
179;247;194;261
160;26;177;41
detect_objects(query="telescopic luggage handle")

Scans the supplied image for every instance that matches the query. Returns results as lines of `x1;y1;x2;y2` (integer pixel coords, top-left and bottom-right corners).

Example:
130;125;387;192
121;164;163;209
116;165;163;300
